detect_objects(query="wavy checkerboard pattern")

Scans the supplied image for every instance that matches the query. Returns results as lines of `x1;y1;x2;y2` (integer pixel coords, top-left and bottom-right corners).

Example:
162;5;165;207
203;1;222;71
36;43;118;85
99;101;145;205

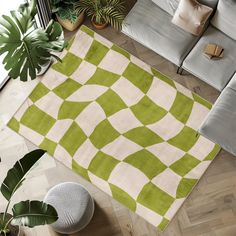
8;25;220;231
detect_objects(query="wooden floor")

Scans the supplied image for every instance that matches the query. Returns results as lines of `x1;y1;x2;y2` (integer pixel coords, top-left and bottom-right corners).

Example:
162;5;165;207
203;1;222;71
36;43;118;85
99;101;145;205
1;1;236;235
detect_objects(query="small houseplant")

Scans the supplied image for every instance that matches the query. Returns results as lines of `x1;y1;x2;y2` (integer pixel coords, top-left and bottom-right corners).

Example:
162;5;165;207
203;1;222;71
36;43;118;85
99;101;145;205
0;149;58;236
51;0;85;31
0;0;65;82
76;0;126;30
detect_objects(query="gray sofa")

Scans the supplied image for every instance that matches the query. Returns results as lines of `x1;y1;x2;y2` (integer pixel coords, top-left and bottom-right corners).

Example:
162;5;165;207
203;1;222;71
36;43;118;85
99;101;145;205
122;0;236;92
122;0;218;67
122;0;200;66
122;0;236;156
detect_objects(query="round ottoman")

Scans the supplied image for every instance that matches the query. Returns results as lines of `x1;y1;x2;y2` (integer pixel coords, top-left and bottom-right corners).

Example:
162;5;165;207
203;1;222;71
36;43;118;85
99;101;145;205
44;182;94;234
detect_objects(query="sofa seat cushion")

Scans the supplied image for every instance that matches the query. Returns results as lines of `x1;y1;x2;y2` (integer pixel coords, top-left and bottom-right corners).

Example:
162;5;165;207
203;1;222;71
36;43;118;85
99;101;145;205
199;73;236;156
122;0;200;66
152;0;218;16
211;0;236;41
183;25;236;91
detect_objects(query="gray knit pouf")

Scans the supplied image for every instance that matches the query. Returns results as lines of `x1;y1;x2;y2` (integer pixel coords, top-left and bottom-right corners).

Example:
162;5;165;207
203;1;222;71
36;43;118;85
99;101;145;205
44;182;94;234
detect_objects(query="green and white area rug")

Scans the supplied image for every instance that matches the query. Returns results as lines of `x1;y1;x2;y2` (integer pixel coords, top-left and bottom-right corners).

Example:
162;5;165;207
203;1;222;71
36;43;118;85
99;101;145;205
8;25;220;231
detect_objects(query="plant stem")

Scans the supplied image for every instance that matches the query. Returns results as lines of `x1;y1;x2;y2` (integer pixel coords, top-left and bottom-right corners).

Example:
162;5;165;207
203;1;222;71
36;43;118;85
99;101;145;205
3;217;13;232
2;200;11;226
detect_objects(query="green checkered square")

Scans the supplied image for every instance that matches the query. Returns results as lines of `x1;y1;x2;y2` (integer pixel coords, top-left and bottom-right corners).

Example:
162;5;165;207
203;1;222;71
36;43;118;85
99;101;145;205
90;119;120;149
85;40;109;65
8;117;20;133
87;68;120;87
52;52;82;76
158;218;170;231
58;101;89;120
96;89;127;117
39;138;57;156
110;183;136;211
170;92;194;123
88;151;119;180
137;182;175;216
59;122;87;156
131;96;167;125
176;178;198;198
204;144;221;161
29;83;50;103
72;160;90;181
168;126;199;152
124;127;164;147
123;62;153;93
53;78;81;100
170;154;200;177
20;105;56;136
111;44;130;60
80;25;94;37
124;150;167;179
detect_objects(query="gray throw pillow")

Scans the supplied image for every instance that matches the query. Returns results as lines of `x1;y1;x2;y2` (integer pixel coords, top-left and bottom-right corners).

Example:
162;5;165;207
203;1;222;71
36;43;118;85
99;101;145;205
211;0;236;40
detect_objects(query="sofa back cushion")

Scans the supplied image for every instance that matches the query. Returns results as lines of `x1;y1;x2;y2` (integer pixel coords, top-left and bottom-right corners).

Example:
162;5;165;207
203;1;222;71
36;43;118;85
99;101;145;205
172;0;213;35
151;0;178;15
152;0;218;15
211;0;236;40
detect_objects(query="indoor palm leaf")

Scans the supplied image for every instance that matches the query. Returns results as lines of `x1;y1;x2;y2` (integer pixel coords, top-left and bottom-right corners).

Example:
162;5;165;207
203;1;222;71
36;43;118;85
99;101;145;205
0;150;58;235
12;201;58;227
0;0;65;82
1;149;46;201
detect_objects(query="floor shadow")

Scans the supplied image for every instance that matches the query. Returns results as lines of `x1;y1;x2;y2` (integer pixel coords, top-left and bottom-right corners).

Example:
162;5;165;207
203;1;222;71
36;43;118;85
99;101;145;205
54;201;123;236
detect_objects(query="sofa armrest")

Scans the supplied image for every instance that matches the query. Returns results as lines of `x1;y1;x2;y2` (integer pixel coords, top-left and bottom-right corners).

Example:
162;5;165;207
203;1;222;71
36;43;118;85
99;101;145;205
199;73;236;155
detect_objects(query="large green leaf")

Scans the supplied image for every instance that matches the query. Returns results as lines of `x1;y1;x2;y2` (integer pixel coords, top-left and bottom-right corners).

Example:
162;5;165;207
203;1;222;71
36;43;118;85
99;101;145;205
12;200;58;227
0;0;65;81
0;149;46;201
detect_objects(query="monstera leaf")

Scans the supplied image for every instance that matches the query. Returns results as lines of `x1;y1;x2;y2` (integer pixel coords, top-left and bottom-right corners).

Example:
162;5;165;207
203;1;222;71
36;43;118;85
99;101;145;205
0;149;46;201
0;0;65;81
12;201;58;227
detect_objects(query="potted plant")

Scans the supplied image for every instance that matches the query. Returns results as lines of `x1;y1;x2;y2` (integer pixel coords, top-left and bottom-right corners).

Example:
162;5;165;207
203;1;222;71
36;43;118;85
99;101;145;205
0;149;58;236
51;0;85;31
75;0;126;30
0;0;65;82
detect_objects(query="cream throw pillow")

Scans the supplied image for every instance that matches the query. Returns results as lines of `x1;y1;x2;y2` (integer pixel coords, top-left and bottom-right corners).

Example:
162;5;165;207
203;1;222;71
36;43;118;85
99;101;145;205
172;0;213;36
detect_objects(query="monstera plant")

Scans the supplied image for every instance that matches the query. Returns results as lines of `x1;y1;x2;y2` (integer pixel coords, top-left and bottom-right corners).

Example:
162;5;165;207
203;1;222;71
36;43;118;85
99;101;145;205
0;0;65;82
0;150;58;236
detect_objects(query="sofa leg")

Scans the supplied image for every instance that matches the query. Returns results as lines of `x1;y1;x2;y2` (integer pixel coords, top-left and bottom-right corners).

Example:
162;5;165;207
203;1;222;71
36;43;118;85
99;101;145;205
177;66;181;74
177;66;183;75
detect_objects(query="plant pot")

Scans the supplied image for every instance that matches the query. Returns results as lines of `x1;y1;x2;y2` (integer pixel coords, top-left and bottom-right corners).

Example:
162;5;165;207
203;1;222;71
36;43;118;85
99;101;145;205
91;15;108;30
57;12;85;32
0;214;23;236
